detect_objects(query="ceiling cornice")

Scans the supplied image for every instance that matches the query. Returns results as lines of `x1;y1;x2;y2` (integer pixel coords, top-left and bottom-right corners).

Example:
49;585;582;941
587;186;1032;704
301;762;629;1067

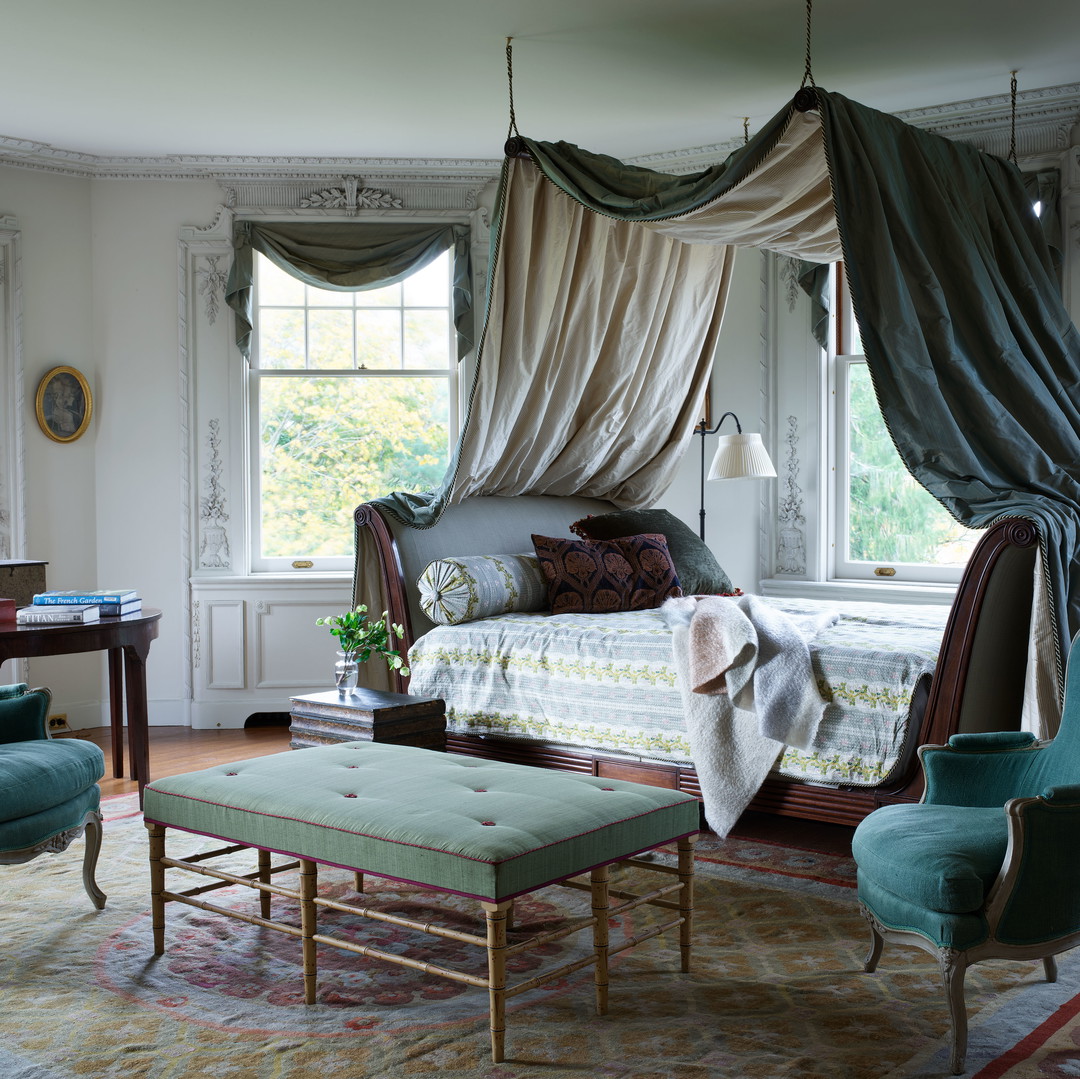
0;83;1077;181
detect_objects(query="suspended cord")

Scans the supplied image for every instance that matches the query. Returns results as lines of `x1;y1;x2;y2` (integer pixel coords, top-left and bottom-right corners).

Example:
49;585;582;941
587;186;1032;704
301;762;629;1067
1008;70;1018;165
800;0;816;89
506;37;521;142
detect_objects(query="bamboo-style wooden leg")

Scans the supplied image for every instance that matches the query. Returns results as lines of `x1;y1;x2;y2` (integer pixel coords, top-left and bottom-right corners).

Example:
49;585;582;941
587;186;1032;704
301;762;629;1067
147;823;166;955
258;849;272;919
82;811;107;910
353;871;364;894
1044;955;1059;983
481;900;511;1063
300;859;318;1005
677;835;696;973
940;948;969;1075
591;864;610;1015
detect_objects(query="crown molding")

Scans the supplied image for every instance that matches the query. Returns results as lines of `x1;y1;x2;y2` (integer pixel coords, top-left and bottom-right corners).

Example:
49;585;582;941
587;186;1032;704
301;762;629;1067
1;83;1076;180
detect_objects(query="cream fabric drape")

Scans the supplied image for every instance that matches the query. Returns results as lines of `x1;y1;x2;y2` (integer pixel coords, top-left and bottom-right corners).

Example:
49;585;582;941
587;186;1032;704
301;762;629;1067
448;158;736;508
646;109;841;261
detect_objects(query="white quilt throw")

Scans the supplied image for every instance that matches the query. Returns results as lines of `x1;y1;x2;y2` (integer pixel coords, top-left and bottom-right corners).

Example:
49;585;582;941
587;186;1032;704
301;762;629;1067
661;594;836;837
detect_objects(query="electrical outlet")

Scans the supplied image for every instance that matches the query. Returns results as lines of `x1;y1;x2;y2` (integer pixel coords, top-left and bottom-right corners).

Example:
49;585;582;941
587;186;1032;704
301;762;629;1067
48;714;71;734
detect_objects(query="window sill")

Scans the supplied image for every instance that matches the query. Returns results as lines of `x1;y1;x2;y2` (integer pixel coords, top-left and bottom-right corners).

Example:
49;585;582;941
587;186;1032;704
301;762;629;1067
190;571;352;588
758;577;957;606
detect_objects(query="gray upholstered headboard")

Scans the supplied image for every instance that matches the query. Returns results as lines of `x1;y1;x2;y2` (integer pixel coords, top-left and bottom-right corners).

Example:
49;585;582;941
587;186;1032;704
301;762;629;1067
353;495;618;685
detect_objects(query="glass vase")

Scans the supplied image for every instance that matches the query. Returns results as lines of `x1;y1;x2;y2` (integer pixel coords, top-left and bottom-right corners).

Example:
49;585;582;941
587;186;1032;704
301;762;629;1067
334;652;359;694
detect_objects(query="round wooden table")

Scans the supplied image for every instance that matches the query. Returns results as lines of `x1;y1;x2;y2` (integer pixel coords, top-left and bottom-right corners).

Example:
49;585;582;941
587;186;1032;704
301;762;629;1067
0;608;161;800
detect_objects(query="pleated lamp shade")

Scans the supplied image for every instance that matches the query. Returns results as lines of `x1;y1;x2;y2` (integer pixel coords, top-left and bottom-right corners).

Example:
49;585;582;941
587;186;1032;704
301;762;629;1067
707;432;777;481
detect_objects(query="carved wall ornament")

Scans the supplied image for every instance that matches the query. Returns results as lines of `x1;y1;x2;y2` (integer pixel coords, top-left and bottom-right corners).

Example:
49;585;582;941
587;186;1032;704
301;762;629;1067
776;415;807;575
299;177;404;214
199;418;231;569
196;256;229;324
778;256;804;313
191;599;201;669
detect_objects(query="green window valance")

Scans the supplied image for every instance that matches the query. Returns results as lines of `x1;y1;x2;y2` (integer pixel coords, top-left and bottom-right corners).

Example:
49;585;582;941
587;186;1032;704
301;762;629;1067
224;220;474;361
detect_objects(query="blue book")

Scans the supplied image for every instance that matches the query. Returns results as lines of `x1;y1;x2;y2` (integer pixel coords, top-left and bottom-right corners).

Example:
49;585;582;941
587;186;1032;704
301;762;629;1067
99;600;143;617
33;589;139;606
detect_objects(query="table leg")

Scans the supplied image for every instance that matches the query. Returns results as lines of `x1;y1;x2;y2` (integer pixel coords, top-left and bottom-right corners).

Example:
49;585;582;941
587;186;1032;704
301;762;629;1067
123;643;151;803
107;648;125;778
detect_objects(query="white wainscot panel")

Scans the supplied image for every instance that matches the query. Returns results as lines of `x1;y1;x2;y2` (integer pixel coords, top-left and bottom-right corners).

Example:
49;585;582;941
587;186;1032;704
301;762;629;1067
254;598;340;689
190;575;353;729
207;600;246;689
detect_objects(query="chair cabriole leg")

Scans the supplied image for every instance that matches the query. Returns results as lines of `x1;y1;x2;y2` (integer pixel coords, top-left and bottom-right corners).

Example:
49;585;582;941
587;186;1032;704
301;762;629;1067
82;810;106;910
940;948;969;1075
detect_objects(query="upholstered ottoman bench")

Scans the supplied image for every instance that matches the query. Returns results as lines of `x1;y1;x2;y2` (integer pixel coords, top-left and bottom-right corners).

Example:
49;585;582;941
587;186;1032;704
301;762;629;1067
142;741;699;1063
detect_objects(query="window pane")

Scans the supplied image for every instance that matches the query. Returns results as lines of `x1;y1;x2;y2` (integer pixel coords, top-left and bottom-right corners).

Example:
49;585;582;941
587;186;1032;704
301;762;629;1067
257;309;305;370
847;363;978;566
258;376;449;559
356;310;401;369
305;285;349;308
357;281;402;308
257;259;304;306
403;310;450;369
404;252;449;306
307;310;354;369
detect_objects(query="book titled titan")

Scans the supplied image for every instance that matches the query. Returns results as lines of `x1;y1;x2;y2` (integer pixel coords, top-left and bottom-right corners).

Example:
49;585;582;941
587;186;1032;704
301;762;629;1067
17;604;101;624
32;589;139;606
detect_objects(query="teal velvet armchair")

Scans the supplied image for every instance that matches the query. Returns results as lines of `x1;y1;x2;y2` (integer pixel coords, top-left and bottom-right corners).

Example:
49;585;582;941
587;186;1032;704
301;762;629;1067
0;683;107;908
852;633;1080;1074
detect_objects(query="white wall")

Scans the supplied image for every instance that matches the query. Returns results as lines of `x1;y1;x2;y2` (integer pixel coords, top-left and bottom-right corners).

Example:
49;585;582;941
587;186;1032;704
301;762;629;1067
2;166;222;726
655;248;767;592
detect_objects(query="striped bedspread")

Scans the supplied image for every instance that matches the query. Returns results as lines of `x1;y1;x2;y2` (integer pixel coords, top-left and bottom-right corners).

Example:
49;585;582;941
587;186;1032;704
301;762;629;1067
407;597;949;787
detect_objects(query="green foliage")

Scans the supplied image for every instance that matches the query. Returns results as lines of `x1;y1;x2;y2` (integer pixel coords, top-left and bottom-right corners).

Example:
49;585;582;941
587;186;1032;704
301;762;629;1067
315;604;410;676
847;365;977;566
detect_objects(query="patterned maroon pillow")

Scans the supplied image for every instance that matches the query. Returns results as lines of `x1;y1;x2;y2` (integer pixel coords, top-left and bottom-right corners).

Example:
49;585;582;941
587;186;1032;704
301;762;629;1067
531;533;683;615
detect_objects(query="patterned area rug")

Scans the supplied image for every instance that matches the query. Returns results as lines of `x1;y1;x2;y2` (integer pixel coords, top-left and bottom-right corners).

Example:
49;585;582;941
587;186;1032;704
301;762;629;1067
1;794;1077;1078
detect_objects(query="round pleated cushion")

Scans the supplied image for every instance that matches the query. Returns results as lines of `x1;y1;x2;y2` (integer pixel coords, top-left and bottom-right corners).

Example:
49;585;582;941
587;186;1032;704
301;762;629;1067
852;802;1008;914
417;553;547;625
0;738;105;823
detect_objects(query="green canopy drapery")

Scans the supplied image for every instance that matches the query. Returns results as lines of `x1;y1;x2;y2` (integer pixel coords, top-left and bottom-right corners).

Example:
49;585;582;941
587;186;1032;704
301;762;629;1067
224;220;474;361
368;89;1080;694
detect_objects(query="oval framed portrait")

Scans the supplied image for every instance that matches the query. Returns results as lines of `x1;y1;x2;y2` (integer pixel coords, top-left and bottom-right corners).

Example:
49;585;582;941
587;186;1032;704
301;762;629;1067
35;365;93;443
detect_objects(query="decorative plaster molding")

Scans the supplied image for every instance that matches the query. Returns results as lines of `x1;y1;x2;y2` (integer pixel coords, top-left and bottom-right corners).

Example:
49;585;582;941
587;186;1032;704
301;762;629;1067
776;416;807;575
299;178;403;213
3;83;1076;180
778;256;803;313
223;175;487;213
192;599;201;670
196;256;228;324
896;82;1080;157
199;419;231;569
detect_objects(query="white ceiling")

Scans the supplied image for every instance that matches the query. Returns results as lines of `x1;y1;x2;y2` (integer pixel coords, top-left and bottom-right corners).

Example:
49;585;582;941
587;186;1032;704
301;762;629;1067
7;0;1080;163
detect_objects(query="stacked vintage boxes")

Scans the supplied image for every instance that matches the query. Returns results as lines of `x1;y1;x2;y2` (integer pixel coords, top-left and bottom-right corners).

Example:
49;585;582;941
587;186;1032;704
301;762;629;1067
288;687;446;751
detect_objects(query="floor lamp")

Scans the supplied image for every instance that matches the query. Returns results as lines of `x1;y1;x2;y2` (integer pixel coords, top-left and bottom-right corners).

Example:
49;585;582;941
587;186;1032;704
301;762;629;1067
697;412;777;541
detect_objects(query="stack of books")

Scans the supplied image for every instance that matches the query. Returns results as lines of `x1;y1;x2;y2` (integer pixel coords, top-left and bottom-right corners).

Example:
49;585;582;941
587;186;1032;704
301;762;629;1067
17;589;141;624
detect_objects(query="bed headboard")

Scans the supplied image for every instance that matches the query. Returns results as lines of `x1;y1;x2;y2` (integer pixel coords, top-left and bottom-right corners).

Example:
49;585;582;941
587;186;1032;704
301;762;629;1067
353;494;618;689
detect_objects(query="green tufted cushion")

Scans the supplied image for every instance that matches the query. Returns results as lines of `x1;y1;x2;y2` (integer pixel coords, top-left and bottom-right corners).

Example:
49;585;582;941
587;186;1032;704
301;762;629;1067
417;553;547;625
571;508;735;596
144;742;700;903
0;739;105;824
853;802;1008;914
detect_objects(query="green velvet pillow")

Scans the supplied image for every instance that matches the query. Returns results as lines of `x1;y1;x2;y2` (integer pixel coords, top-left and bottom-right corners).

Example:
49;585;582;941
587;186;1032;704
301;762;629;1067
571;508;735;595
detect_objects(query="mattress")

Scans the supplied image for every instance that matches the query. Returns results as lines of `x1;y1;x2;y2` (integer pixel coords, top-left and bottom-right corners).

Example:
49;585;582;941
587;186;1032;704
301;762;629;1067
407;597;949;787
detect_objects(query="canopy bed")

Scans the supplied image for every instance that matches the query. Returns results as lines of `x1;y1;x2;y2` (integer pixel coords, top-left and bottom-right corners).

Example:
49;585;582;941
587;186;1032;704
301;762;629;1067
347;80;1080;827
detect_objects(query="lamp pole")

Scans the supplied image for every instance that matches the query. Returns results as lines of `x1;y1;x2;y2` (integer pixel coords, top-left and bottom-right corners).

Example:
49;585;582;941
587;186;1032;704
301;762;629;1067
698;412;742;540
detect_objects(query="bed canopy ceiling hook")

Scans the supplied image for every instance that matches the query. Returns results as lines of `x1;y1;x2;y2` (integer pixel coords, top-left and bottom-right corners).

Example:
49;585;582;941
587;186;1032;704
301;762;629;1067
794;0;818;112
1008;70;1019;165
504;37;526;156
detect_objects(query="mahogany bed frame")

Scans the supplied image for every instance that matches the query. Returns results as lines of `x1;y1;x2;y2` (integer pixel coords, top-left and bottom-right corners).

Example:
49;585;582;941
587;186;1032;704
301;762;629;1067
355;503;1040;827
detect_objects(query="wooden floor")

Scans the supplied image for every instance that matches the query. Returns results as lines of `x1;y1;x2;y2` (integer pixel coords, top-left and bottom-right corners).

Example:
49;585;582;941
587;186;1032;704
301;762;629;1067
75;724;855;855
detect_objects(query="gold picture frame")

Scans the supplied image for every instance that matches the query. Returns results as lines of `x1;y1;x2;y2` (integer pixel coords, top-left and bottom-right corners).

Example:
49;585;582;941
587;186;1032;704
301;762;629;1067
35;365;92;443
